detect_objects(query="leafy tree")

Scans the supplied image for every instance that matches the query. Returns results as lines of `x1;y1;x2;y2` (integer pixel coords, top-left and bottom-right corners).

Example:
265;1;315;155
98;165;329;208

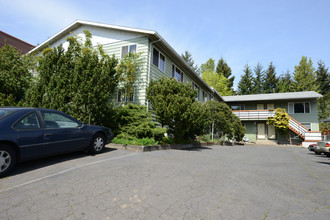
205;101;245;141
292;56;318;92
252;63;264;94
116;52;143;103
181;50;199;74
237;64;254;95
277;71;293;93
267;108;291;144
200;58;215;73
202;70;233;96
24;30;119;127
216;57;235;90
201;58;234;96
0;44;33;105
263;62;278;93
146;77;208;141
113;103;166;141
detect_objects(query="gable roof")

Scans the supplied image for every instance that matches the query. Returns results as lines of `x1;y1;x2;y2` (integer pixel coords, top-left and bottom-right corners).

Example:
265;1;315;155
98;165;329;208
0;31;34;54
223;91;323;102
29;20;223;101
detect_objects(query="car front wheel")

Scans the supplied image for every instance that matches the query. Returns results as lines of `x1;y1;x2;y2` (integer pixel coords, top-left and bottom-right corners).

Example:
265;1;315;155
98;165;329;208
89;133;106;154
0;144;16;178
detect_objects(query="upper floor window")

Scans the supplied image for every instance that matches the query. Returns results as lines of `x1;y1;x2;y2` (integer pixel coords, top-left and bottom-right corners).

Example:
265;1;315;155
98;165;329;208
121;44;137;58
231;105;245;110
203;91;208;102
193;83;200;100
172;65;183;82
152;47;165;72
288;102;310;114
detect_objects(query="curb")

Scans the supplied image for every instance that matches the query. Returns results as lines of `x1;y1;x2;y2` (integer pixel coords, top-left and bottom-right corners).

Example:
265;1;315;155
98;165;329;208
106;142;220;152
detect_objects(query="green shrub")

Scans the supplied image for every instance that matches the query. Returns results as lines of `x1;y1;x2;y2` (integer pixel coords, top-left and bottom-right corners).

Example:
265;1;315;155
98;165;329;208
113;103;166;141
112;137;158;146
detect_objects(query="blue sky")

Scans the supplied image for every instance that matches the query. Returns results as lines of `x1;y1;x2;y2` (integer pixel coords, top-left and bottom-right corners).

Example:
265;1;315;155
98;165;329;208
1;0;329;88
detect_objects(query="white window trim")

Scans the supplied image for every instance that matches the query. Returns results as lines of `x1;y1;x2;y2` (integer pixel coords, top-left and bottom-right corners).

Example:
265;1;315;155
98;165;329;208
117;88;135;103
288;102;311;114
152;47;166;72
121;44;137;59
193;82;200;101
172;64;183;82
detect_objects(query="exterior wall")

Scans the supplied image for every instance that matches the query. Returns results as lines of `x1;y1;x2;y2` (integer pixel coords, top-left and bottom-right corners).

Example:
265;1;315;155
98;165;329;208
150;44;213;103
50;25;145;51
229;99;319;131
36;23;220;106
102;36;150;105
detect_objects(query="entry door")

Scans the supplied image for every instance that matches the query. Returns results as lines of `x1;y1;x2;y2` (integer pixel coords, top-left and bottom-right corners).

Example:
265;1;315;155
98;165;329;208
257;104;264;110
257;123;266;139
268;124;276;139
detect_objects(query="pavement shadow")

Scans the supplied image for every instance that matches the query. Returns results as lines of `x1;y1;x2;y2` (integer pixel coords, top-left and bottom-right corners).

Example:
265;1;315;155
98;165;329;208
9;147;117;177
175;146;213;152
316;161;330;165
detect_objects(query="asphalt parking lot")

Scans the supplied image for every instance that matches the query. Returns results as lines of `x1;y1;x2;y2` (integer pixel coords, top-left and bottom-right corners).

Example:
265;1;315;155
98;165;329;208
0;145;329;220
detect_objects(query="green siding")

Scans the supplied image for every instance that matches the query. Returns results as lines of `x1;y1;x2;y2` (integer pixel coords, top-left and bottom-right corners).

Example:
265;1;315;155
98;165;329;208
230;99;319;131
102;36;150;105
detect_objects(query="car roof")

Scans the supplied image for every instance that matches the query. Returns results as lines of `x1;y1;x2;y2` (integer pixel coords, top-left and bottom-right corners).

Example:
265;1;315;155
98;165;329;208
0;107;59;112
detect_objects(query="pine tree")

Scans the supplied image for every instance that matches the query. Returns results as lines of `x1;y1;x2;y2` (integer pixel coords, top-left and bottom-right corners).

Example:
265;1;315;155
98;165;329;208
292;56;318;92
181;50;199;74
216;57;235;90
277;71;293;93
315;60;330;95
237;64;254;95
252;62;264;94
315;60;330;122
263;62;278;93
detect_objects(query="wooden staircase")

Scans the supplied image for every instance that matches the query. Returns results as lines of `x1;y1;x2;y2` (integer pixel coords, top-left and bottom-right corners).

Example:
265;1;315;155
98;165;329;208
288;115;322;147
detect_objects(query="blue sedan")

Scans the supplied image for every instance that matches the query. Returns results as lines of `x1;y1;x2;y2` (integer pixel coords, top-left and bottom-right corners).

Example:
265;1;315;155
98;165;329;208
0;107;113;177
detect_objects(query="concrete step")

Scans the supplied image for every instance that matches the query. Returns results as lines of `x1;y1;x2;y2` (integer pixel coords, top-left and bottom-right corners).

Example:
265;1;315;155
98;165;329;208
255;140;277;145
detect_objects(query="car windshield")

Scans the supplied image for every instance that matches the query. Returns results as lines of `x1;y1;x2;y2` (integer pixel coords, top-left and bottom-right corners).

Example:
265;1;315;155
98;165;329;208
0;109;16;120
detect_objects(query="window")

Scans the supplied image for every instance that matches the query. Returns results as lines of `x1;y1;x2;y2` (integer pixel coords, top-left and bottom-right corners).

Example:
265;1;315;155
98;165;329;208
203;91;208;102
121;44;137;58
42;112;79;128
117;88;134;103
302;123;311;131
230;105;245;110
172;65;183;82
153;48;166;72
193;83;200;100
288;102;310;114
14;113;40;129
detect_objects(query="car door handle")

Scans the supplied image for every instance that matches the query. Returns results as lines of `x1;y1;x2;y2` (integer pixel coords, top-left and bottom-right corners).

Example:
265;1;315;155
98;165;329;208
44;133;52;137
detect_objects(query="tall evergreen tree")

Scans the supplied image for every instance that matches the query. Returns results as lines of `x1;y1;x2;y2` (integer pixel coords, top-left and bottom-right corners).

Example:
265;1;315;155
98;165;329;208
315;60;330;95
315;60;330;122
263;62;278;93
237;64;254;95
277;71;293;93
216;57;235;90
292;56;318;92
252;62;264;94
181;50;199;74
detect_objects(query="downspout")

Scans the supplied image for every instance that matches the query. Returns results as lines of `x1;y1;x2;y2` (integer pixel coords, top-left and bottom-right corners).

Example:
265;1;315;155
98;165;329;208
146;38;162;110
